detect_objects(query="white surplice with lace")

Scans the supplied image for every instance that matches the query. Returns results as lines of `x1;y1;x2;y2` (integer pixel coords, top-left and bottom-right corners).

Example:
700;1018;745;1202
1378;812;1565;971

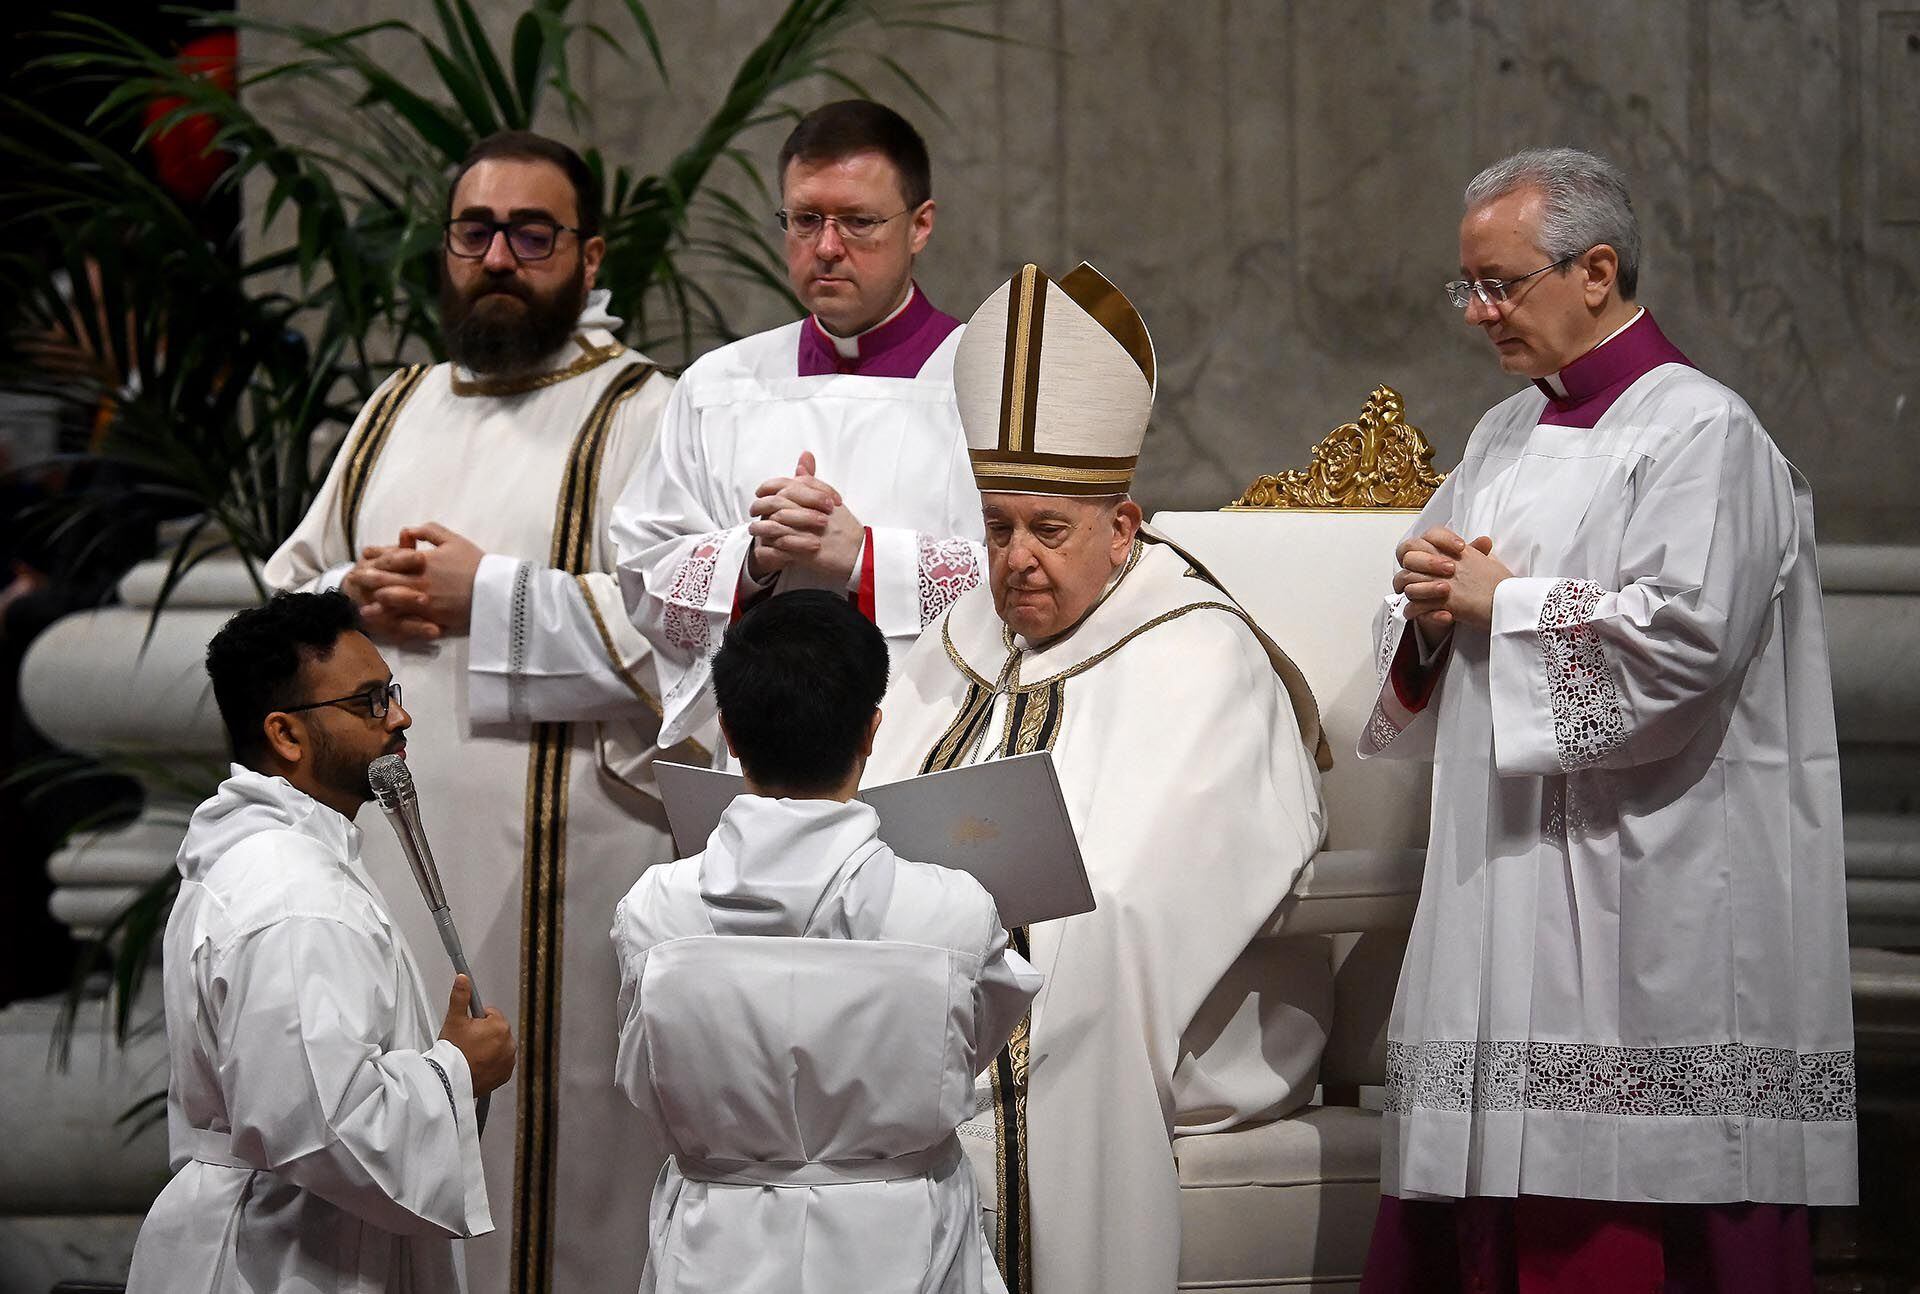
608;321;984;748
1359;364;1857;1207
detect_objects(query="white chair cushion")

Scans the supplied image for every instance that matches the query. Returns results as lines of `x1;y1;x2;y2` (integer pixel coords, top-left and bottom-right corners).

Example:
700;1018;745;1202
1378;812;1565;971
1176;1105;1381;1288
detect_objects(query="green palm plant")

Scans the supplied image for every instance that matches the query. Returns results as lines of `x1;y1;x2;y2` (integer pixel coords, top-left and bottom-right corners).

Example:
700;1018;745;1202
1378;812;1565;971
3;0;980;587
1;0;983;1069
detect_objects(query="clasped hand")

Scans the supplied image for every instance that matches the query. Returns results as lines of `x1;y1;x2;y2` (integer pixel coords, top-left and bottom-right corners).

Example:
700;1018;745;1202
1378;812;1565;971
341;522;484;643
746;451;864;583
1393;526;1512;634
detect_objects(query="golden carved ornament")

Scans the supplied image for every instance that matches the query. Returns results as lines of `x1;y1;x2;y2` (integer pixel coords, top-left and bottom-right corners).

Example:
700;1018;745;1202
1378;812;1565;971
1228;385;1444;510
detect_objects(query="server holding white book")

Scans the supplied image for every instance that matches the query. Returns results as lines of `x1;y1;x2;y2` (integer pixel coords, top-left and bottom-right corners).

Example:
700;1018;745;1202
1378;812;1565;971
611;590;1041;1294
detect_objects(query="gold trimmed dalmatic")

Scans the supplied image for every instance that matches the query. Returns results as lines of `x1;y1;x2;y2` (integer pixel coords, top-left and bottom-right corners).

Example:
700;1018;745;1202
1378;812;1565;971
266;324;681;1294
866;537;1329;1294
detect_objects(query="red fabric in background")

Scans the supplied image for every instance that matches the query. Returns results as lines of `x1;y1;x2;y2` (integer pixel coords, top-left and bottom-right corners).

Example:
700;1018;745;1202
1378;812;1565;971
144;31;237;205
1360;1194;1813;1294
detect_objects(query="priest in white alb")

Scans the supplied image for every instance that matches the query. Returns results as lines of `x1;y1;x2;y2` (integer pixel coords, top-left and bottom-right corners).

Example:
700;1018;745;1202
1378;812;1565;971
1357;148;1855;1294
612;100;984;746
865;262;1333;1294
266;132;698;1293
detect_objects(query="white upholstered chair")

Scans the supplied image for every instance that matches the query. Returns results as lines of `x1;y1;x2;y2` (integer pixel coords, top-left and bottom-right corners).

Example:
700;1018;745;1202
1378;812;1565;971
1152;387;1442;1292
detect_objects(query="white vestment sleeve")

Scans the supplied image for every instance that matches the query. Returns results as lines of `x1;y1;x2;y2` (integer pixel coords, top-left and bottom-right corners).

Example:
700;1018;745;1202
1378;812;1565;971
1488;406;1795;776
264;371;408;592
609;900;670;1148
869;435;988;637
214;916;492;1239
469;555;671;725
971;916;1043;1077
610;377;755;746
1357;472;1460;760
869;527;986;640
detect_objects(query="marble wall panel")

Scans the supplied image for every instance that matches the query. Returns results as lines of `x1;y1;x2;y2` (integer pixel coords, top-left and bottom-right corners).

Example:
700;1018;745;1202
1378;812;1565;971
241;0;1920;538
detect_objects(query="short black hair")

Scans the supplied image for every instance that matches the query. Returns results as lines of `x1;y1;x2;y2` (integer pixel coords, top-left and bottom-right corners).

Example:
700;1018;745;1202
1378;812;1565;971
711;590;890;795
777;100;931;209
206;591;362;766
447;130;602;236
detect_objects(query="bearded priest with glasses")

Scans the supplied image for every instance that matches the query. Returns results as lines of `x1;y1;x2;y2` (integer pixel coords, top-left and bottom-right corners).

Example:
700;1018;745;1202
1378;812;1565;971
266;131;700;1294
1358;148;1856;1293
610;99;987;748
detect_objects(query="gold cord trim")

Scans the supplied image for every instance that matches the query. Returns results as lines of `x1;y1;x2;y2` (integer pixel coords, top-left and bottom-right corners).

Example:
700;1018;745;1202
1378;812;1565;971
512;720;569;1294
549;363;655;572
451;336;627;398
508;358;654;1292
1002;265;1045;453
970;460;1135;486
574;573;663;718
339;364;430;554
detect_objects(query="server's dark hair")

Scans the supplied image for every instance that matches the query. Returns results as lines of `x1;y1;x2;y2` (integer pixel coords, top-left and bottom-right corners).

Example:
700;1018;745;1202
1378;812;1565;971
206;591;361;766
712;590;890;794
448;130;602;236
777;100;931;208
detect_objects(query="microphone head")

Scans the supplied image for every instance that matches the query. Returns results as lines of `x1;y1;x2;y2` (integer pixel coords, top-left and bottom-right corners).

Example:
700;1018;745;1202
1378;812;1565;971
368;753;413;811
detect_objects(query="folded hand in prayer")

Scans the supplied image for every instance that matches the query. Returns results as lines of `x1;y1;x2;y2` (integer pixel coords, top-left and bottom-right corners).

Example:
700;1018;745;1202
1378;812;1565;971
343;522;485;642
747;452;866;584
1393;526;1511;634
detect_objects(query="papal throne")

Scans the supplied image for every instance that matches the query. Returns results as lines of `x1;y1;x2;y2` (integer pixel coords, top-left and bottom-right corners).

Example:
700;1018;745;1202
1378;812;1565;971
1152;387;1441;1292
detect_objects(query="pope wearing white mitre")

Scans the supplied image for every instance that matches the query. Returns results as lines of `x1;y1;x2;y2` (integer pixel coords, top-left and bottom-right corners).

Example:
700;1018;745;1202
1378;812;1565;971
865;262;1333;1294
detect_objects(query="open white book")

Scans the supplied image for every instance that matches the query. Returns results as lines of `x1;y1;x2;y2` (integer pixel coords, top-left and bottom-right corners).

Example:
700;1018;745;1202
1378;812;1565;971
653;751;1095;928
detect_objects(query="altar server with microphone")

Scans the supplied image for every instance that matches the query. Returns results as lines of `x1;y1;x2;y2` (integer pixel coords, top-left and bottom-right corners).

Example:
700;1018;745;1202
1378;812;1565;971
129;590;513;1293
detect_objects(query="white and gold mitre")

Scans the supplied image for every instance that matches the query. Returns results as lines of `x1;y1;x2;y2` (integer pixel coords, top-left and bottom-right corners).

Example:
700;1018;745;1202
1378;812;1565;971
953;262;1156;497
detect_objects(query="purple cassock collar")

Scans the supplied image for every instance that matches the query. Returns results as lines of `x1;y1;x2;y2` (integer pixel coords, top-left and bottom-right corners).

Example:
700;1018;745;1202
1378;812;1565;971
796;282;961;378
1531;310;1693;429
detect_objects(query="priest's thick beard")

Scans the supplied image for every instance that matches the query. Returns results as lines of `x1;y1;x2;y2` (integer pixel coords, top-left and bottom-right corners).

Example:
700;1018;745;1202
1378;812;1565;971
440;261;586;376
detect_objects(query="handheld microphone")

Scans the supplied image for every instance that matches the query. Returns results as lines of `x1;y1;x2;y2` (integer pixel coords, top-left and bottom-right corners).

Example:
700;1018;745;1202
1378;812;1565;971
369;753;489;1131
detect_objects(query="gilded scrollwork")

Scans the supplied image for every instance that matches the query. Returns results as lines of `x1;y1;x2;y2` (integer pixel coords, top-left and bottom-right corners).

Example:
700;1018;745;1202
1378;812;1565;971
1230;385;1444;509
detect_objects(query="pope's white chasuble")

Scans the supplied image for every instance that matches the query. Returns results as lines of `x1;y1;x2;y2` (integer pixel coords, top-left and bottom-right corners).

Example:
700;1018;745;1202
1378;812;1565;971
611;290;984;747
266;296;697;1292
1360;313;1857;1208
865;536;1329;1294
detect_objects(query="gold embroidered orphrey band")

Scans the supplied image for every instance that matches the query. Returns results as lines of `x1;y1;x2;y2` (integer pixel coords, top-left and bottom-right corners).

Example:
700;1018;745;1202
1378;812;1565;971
338;364;430;554
998;263;1046;456
510;360;657;1294
450;335;628;398
916;644;1064;1294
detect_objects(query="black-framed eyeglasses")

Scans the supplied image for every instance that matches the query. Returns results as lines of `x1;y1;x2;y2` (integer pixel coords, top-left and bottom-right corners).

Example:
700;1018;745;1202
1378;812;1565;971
775;208;908;242
1446;256;1576;309
282;681;403;721
444;218;581;262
